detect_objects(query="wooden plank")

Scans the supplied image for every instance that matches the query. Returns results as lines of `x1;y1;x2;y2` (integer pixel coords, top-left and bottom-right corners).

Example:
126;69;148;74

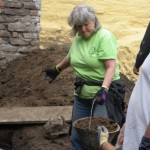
0;106;72;125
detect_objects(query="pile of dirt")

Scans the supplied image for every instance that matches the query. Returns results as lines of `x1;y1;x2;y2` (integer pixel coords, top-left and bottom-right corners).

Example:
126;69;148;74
0;43;135;150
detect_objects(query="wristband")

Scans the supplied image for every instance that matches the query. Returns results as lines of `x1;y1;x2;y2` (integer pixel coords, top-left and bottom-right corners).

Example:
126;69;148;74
56;65;62;73
101;86;109;91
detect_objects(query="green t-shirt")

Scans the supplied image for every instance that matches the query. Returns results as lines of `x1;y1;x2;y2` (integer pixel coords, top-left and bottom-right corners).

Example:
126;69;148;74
67;27;120;99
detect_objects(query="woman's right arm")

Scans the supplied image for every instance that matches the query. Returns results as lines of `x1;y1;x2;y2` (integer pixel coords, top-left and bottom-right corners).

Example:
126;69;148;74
56;56;70;71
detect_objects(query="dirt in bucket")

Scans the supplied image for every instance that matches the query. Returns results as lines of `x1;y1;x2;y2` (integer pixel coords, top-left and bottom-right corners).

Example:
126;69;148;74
75;117;118;132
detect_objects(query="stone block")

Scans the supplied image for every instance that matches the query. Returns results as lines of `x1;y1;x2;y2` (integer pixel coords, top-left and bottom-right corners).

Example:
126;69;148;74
0;30;11;37
23;2;40;10
29;10;41;16
10;38;29;46
30;40;39;46
4;8;29;16
0;51;5;59
0;44;17;52
0;8;4;13
8;22;37;32
23;33;38;39
0;24;5;30
44;115;69;139
21;16;40;24
0;0;4;7
0;59;7;69
12;32;19;38
4;1;22;8
2;37;9;44
0;38;3;45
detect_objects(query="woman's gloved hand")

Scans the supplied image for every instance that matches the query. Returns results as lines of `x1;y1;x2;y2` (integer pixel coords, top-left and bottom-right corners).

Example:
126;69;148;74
97;125;109;149
96;87;108;105
45;66;61;81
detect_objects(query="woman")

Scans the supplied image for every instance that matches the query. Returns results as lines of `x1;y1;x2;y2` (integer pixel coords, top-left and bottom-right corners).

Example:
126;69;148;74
45;4;125;150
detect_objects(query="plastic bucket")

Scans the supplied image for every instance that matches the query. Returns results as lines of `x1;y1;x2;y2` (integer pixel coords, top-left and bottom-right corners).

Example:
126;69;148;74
73;117;120;150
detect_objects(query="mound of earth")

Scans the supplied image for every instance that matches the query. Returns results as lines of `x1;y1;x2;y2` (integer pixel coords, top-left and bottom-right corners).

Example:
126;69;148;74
0;43;134;150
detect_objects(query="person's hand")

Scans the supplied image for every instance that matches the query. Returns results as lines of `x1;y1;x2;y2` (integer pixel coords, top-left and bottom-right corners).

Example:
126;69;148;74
96;87;108;105
133;66;139;75
144;124;150;138
116;123;125;148
45;66;61;82
97;126;109;149
139;124;150;149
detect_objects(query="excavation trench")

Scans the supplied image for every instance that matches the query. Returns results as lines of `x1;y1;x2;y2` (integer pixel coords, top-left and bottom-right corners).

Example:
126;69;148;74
0;45;134;150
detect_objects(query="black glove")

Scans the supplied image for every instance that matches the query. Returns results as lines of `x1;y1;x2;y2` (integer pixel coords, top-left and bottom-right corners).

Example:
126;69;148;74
45;66;61;81
96;87;108;105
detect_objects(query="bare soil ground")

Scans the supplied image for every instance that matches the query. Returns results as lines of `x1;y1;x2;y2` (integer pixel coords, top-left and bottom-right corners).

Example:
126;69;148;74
0;0;149;149
0;43;134;150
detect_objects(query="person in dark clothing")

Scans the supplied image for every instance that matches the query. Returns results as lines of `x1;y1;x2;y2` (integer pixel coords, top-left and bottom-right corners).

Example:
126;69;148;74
133;22;150;75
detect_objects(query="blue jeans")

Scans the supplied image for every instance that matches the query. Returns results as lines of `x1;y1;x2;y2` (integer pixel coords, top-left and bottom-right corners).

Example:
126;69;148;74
71;96;108;150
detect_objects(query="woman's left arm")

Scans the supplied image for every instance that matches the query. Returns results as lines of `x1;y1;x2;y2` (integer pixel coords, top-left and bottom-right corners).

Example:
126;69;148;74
102;59;116;89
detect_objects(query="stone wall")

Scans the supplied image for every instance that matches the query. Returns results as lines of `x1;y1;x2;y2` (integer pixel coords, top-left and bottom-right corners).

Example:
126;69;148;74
0;0;41;70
